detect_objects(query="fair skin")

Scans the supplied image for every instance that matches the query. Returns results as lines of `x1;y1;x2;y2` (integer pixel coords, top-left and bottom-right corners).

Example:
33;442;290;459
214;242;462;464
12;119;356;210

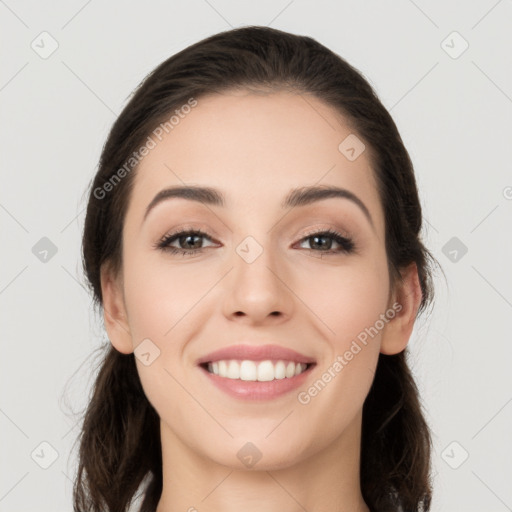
101;89;422;512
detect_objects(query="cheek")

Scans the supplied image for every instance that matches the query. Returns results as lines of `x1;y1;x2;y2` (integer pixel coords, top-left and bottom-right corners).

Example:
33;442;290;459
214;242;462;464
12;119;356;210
297;253;389;402
298;255;390;344
122;251;214;343
121;252;206;417
292;266;389;448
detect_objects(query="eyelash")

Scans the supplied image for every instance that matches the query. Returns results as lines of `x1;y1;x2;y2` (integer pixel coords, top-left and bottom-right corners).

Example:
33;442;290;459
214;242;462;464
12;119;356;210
154;226;356;257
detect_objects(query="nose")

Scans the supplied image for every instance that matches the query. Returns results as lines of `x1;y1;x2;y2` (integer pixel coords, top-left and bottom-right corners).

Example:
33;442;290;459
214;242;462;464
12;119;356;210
221;238;295;325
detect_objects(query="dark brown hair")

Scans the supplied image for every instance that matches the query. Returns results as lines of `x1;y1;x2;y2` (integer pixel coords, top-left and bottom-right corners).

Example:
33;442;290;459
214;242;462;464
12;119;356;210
73;25;438;512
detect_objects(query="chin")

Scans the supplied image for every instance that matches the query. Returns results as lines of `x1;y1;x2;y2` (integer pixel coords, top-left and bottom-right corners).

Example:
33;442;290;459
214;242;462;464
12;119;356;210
204;435;312;471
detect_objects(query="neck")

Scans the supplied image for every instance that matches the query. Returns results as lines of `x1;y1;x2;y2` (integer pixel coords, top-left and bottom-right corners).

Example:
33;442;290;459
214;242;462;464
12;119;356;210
156;409;370;512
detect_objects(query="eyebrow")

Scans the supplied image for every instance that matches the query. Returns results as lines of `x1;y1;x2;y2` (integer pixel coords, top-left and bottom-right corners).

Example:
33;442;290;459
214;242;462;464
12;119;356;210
143;184;374;229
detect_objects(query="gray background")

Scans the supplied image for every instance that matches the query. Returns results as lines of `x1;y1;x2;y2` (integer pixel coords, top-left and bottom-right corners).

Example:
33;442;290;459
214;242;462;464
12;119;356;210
1;1;511;510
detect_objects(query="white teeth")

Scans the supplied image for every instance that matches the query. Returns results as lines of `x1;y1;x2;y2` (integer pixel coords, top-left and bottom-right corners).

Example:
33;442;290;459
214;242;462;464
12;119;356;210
240;360;257;381
206;360;308;381
274;361;286;379
227;360;239;379
257;360;275;381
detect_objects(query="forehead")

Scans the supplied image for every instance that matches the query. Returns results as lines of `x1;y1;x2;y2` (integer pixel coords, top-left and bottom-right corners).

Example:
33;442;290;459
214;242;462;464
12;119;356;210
126;90;384;232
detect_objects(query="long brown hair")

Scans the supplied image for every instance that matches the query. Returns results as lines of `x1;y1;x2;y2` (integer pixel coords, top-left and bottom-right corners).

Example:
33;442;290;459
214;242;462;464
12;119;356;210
73;25;439;512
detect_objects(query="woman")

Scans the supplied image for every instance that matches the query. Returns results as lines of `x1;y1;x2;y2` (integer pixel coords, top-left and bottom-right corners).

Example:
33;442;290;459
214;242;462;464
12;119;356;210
75;25;438;512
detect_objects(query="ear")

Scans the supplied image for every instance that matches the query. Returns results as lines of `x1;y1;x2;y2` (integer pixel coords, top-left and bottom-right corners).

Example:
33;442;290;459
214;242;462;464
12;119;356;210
380;262;423;355
100;262;134;354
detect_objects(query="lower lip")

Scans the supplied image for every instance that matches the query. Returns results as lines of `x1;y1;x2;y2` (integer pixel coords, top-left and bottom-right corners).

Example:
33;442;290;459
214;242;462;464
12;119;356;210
198;364;315;400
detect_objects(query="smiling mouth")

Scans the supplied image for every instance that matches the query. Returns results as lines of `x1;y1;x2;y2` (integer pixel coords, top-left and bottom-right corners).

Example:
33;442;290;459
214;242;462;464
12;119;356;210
199;360;316;381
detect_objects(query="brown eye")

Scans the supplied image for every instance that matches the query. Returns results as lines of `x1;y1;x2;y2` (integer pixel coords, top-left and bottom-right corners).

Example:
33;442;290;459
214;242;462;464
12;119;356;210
156;229;217;256
298;229;355;254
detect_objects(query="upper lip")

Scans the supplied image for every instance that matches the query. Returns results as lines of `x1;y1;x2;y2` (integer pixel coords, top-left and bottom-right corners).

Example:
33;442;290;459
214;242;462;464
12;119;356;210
196;344;316;365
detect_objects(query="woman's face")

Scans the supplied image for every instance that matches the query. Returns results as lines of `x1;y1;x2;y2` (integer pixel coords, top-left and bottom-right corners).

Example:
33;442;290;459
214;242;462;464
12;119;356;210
104;89;408;469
